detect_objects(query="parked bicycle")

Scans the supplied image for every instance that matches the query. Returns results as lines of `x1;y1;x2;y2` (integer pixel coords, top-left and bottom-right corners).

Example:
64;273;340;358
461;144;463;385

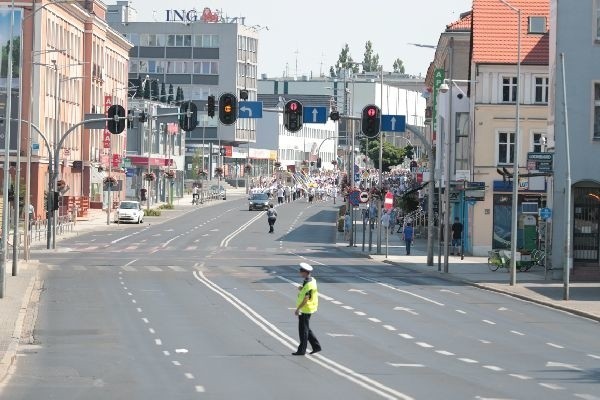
488;248;546;272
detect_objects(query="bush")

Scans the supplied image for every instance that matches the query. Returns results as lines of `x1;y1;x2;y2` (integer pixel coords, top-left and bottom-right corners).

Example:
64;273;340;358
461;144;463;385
337;217;345;232
158;203;174;210
145;208;162;216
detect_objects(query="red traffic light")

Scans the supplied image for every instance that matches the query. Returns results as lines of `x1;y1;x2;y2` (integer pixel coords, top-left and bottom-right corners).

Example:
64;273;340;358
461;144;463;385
367;107;376;117
289;102;298;112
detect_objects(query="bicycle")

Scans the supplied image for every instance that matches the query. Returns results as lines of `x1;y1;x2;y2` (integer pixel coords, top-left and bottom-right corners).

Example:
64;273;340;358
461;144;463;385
488;249;509;271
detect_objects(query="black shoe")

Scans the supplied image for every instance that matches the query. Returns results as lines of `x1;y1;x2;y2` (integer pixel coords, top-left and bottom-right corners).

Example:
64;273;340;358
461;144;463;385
309;347;321;354
292;352;305;356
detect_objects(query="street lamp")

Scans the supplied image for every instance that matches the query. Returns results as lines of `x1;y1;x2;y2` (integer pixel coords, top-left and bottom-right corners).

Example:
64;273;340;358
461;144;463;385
499;0;521;287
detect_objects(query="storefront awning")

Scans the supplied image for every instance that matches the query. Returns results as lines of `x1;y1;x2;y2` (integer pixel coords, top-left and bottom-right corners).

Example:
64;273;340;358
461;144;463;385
128;156;173;167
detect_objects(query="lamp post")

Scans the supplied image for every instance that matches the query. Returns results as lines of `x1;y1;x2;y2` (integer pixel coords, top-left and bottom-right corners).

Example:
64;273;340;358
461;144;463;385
500;0;521;286
377;65;384;254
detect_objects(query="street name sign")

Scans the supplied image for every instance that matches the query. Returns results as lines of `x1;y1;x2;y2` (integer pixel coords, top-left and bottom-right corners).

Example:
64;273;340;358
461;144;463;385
381;114;406;132
302;106;327;124
238;101;263;118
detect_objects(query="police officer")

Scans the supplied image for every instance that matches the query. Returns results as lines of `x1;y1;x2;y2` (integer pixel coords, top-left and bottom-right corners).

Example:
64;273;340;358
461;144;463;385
292;262;321;356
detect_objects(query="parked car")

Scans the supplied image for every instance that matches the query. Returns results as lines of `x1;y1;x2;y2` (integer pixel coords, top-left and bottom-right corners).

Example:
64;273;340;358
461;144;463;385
115;201;144;224
210;184;226;200
248;193;270;211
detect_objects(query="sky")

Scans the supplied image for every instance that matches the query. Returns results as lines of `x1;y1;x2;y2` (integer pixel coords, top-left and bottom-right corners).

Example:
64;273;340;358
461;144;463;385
134;0;473;78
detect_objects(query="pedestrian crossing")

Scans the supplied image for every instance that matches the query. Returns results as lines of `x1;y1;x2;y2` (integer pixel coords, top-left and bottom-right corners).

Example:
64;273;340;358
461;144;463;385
40;245;317;254
36;264;205;273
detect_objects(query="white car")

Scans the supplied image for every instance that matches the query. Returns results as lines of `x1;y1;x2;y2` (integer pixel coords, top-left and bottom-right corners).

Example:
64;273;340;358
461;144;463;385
115;201;144;224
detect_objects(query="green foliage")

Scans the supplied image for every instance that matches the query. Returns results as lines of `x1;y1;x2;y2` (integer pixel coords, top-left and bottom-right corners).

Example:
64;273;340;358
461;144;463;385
393;58;405;74
360;137;410;171
0;37;20;79
338;204;347;217
362;41;380;72
158;203;174;210
151;80;160;101
398;194;419;213
331;44;359;77
143;80;151;99
168;84;174;103
145;208;162;216
337;217;345;232
160;82;167;103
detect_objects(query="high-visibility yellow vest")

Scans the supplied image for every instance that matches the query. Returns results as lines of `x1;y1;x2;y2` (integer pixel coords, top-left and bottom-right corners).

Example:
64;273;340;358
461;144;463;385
296;278;318;314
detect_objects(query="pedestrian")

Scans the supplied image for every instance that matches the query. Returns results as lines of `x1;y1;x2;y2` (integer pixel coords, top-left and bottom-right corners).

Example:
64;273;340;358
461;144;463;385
344;211;352;241
403;222;414;255
331;185;338;204
267;204;277;233
277;186;284;204
292;262;321;356
451;217;463;256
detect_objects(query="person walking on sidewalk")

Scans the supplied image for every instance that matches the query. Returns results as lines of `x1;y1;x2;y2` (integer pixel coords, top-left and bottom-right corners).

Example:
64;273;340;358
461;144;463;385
267;204;278;233
451;217;463;256
403;222;414;255
292;262;321;356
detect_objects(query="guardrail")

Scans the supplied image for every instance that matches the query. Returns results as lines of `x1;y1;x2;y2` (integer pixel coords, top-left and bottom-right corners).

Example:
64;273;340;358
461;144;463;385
27;214;75;244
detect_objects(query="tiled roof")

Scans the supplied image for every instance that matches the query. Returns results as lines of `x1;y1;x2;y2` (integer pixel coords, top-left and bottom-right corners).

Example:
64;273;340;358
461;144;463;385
446;11;472;32
472;0;549;65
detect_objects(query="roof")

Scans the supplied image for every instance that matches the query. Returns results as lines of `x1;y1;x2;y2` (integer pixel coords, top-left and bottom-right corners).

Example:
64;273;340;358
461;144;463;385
472;0;549;65
446;11;472;32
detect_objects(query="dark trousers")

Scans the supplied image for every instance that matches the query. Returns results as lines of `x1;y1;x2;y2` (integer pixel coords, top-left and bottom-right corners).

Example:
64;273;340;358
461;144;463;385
405;239;412;255
278;196;284;204
297;313;320;354
268;217;276;233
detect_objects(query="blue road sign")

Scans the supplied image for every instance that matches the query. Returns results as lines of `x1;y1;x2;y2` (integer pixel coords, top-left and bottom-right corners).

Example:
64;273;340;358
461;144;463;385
125;168;135;177
539;207;552;220
238;101;263;118
348;190;361;206
303;106;327;124
31;143;39;150
381;114;406;132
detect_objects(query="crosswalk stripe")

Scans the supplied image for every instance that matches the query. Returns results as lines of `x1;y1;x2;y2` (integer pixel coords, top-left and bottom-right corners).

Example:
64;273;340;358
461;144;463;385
186;246;198;251
167;265;186;272
145;266;163;272
121;266;137;272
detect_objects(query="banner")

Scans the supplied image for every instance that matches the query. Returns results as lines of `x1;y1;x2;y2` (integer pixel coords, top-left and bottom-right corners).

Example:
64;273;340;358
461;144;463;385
0;7;23;151
103;95;112;150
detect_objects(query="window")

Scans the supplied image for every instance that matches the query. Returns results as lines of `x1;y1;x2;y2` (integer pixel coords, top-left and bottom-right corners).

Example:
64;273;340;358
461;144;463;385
531;132;546;153
594;83;600;139
497;132;515;165
167;35;175;46
528;16;547;34
183;35;192;47
534;77;549;103
502;77;518;102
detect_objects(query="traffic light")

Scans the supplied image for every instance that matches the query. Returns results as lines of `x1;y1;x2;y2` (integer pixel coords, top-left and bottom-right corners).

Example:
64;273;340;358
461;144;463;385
284;100;303;132
127;109;135;129
107;104;126;134
52;191;60;211
316;158;322;168
207;95;216;118
179;101;198;132
329;110;340;122
239;89;249;100
219;93;237;125
138;111;148;123
361;104;381;138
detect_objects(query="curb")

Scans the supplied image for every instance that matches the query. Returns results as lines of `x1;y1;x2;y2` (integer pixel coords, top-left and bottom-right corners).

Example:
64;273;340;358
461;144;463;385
0;271;38;385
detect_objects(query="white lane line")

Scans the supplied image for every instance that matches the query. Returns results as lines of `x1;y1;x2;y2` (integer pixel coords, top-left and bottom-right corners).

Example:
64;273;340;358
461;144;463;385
482;365;504;372
546;361;582;371
368;318;382;323
546;342;564;349
175;349;188;353
509;374;532;380
163;351;170;356
342;306;355;310
538;383;565;390
440;289;460;295
172;361;181;366
136;308;143;313
359;277;445;306
332;301;343;305
195;386;206;393
112;229;147;244
455;309;467;314
123;286;127;289
574;394;600;400
415;342;433;349
398;334;414;339
220;212;265;248
121;266;137;272
383;325;397;331
162;235;183;248
479;339;492;344
327;333;355;338
349;289;367;295
436;350;455;356
588;354;600;360
145;266;162;272
458;358;478;364
482;319;496;325
141;318;149;324
354;311;366;316
510;330;525;336
131;299;137;304
155;339;162;345
498;307;509;311
184;373;195;380
149;328;155;334
167;265;186;272
394;307;419;316
387;363;425;368
127;292;133;296
193;271;415;400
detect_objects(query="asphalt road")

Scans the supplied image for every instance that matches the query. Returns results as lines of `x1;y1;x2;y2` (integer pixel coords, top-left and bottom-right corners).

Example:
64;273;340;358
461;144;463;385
1;196;599;400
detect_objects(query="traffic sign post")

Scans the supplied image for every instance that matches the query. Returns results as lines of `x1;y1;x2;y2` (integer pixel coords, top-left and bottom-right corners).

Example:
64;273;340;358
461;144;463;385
381;115;406;132
359;191;370;204
539;207;552;220
384;191;394;211
302;106;327;124
238;101;263;118
348;190;361;207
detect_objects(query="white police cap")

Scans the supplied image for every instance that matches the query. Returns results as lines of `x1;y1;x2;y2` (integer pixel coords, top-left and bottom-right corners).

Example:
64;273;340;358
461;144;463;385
299;262;313;272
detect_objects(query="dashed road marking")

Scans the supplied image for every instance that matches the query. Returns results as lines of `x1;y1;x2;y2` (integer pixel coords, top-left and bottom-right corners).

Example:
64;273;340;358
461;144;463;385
483;365;504;372
359;277;445;306
172;361;181;366
142;318;149;324
440;289;460;295
482;319;496;325
546;342;564;349
458;358;478;364
195;386;205;393
398;334;414;339
185;373;195;379
539;383;565;390
509;374;532;380
387;363;425;368
155;339;162;345
354;311;366;316
163;351;170;356
368;317;381;323
383;325;397;331
588;354;600;360
149;328;155;334
546;361;582;371
455;309;467;314
436;350;455;356
342;305;355;310
479;339;492;344
415;342;433;348
574;394;600;400
510;330;525;336
175;349;189;353
136;308;143;313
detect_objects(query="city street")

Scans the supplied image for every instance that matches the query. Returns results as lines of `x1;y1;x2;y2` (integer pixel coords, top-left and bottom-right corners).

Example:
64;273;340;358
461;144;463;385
0;197;599;400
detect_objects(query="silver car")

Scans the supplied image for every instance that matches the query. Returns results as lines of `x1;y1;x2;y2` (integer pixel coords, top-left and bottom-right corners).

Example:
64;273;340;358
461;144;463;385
115;201;144;224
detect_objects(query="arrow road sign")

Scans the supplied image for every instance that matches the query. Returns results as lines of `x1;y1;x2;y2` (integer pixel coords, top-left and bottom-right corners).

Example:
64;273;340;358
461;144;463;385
302;106;327;124
238;101;263;118
381;114;406;132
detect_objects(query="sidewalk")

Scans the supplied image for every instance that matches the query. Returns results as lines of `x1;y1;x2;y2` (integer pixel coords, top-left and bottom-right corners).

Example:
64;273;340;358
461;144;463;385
336;224;600;322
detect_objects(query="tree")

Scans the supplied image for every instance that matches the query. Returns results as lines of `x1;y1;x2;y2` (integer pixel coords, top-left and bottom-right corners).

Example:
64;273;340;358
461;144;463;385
167;84;174;103
360;137;409;172
393;58;405;74
143;79;151;99
151;80;160;101
330;43;359;77
160;82;167;103
362;41;380;72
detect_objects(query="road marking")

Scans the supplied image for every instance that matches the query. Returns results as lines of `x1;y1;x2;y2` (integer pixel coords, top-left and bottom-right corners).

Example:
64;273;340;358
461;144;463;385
195;386;205;393
415;342;433;348
546;361;582;371
327;333;355;338
127;292;133;296
498;307;509;311
167;265;186;272
387;363;425;368
332;301;343;305
145;266;162;272
121;266;137;272
458;358;478;364
112;230;148;244
509;374;532;380
359;277;445;306
354;311;366;316
368;317;381;323
172;361;181;366
588;354;600;360
482;365;504;372
185;373;195;379
192;271;415;400
436;350;455;356
220;212;265;248
162;234;183;248
394;307;418;316
510;330;525;336
149;328;155;334
275;275;334;301
398;334;414;340
155;339;162;345
131;299;137;304
479;339;492;344
136;308;143;313
383;325;397;331
440;289;460;295
123;286;127;289
349;289;367;295
575;394;600;400
342;305;355;310
175;349;188;353
163;351;170;356
546;342;564;349
539;383;565;390
455;309;467;314
482;320;496;325
141;318;149;324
